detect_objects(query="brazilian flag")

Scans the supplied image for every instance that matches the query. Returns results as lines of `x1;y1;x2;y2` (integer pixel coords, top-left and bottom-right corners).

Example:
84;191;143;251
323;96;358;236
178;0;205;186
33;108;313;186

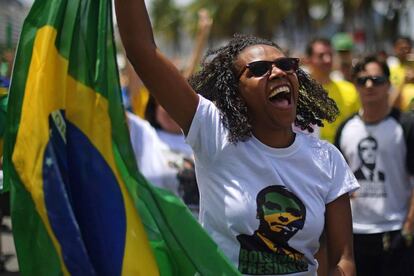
3;0;239;275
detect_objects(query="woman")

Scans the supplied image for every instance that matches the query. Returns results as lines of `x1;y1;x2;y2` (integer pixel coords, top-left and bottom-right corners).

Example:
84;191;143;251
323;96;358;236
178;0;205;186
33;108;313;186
115;1;358;275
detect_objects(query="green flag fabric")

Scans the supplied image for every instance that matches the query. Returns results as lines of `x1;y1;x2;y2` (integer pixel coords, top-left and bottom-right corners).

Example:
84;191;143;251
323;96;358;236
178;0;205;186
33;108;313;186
3;0;240;275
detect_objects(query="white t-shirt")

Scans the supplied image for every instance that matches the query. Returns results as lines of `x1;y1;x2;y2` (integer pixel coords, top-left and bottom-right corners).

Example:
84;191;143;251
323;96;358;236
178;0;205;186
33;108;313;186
186;96;359;276
127;112;183;194
336;111;414;234
156;129;193;158
127;112;198;215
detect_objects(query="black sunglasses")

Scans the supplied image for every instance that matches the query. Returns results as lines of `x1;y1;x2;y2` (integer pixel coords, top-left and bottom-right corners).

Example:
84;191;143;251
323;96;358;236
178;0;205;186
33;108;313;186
238;57;300;79
356;76;388;87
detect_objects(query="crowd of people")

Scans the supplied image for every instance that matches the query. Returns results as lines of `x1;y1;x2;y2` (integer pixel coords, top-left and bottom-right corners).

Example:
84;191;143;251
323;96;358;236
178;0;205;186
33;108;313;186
0;1;414;275
113;0;414;275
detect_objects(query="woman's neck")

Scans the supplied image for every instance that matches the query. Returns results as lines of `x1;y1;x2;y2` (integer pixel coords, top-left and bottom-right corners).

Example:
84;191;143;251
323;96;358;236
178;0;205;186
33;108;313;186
253;127;295;148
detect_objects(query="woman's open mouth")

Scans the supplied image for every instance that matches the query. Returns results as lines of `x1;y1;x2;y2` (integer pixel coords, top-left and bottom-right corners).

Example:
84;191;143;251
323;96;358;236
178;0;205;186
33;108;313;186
268;85;292;108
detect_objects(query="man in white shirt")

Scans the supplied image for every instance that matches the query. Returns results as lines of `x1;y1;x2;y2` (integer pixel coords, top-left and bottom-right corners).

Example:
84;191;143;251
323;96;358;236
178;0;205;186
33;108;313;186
335;55;414;276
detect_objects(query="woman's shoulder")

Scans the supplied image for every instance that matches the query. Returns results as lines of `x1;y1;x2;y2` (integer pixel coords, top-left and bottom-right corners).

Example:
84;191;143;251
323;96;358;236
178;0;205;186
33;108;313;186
299;133;343;161
298;132;330;148
191;94;228;135
299;133;357;193
197;94;216;109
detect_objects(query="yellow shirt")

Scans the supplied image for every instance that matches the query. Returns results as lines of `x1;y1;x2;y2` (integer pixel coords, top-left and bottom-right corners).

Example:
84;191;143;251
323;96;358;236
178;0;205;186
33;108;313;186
400;84;414;111
320;80;360;143
130;86;149;119
390;63;406;88
390;63;414;111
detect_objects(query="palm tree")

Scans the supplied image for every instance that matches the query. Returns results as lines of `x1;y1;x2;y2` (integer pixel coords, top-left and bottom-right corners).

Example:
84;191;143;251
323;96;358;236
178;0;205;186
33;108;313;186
150;0;184;51
187;0;294;39
148;0;410;55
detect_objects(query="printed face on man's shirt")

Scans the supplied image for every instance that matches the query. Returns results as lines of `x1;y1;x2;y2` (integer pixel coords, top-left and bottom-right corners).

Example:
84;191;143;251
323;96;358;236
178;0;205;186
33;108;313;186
359;139;377;165
262;192;303;233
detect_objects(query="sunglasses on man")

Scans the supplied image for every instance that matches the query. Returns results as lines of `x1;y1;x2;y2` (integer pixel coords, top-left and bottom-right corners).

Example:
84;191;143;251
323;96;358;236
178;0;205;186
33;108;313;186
238;57;300;79
355;76;388;87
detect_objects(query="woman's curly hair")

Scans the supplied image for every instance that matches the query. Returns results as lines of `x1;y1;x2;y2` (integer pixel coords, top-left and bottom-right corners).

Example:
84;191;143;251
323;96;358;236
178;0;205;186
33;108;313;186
189;34;339;143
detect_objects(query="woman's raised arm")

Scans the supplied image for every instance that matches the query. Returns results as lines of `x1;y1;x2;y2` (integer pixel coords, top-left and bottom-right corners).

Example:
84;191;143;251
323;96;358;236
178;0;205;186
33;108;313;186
115;0;199;134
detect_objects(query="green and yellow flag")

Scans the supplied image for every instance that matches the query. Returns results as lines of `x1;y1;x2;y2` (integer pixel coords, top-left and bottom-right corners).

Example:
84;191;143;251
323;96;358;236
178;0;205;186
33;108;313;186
3;0;239;275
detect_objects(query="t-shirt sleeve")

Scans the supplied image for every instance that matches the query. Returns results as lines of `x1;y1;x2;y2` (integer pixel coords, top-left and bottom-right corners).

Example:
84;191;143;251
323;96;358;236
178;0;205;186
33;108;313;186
326;144;360;203
186;95;227;164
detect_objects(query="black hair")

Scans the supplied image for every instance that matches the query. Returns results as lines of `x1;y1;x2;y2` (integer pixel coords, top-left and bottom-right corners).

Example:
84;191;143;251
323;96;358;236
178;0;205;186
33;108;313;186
189;34;338;143
351;55;390;80
256;185;306;220
357;136;378;166
144;95;162;129
393;36;412;47
358;136;377;151
305;37;331;57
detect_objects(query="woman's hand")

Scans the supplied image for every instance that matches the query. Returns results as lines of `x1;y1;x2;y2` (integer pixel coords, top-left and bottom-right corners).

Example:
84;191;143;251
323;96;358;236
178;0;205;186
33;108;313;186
325;193;356;276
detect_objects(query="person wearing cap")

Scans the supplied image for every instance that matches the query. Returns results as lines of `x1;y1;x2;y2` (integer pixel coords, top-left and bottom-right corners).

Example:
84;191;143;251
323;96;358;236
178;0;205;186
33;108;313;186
331;33;354;82
305;37;360;144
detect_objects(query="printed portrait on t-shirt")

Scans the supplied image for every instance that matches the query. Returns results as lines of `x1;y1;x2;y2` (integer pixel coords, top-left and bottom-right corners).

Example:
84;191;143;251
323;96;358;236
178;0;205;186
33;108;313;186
353;136;386;197
237;185;308;275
